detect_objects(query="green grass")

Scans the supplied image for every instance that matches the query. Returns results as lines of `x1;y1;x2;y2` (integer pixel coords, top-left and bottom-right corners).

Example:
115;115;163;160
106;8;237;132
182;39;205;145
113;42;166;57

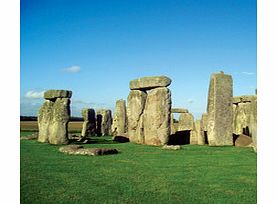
20;131;256;204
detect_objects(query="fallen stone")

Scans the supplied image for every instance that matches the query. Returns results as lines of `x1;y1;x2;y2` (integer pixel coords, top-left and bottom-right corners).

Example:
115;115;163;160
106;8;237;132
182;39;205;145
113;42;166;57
234;134;253;147
162;145;181;150
44;90;72;100
59;145;118;156
129;76;171;90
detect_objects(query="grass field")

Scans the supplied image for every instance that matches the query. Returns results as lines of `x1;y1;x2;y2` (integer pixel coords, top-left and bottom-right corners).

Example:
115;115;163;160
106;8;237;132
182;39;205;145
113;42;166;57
20;121;83;132
20;131;257;204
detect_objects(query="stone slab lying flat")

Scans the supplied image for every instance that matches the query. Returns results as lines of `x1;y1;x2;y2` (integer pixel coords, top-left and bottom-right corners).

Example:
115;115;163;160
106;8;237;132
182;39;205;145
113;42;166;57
171;108;188;113
129;76;171;90
59;145;118;156
233;95;256;104
44;90;72;99
162;145;181;150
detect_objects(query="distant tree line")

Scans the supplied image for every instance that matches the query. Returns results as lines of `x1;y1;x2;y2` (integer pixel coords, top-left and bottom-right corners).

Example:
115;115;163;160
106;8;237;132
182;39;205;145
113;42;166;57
20;116;84;121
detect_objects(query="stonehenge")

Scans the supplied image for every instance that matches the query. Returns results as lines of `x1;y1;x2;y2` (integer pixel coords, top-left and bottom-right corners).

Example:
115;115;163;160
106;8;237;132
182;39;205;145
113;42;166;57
96;109;113;136
112;99;127;137
81;108;96;137
38;90;71;145
206;72;233;146
127;76;172;146
36;72;256;151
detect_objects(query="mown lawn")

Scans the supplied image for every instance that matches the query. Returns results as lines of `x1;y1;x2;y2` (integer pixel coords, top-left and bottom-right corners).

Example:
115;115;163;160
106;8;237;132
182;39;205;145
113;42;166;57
20;131;256;204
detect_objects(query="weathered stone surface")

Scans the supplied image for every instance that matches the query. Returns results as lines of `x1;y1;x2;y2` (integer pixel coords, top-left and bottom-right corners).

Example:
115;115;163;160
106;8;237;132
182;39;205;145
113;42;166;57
233;95;256;104
44;90;72;100
127;90;147;143
96;109;112;136
170;113;177;135
232;95;257;152
201;113;208;131
48;98;70;144
59;145;118;156
207;72;233;146
38;89;72;145
193;120;203;145
171;108;188;113
234;134;253;147
129;76;171;90
162;145;181;150
249;97;257;152
143;87;171;146
38;100;54;143
112;99;127;136
233;102;252;135
190;121;198;145
178;112;194;131
81;108;96;137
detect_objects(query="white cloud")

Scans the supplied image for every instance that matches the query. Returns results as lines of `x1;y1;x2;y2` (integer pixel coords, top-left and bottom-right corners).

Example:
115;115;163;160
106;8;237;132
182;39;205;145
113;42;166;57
62;65;81;73
242;71;255;75
25;90;45;99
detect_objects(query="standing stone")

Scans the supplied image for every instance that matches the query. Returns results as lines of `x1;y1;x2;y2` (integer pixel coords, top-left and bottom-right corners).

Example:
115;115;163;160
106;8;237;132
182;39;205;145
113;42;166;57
170;113;177;135
112;99;127;136
249;97;257;152
81;108;96;137
199;113;208;145
38;100;54;143
207;72;233;146
38;90;71;145
127;90;147;143
232;95;257;136
190;122;198;145
48;98;70;144
178;112;194;131
143;87;171;146
129;76;171;90
96;109;113;136
201;113;208;131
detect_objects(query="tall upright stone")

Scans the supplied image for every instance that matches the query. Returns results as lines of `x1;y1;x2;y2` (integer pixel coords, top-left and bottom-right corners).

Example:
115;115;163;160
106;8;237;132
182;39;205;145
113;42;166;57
96;109;113;136
249;97;257;152
112;99;127;136
81;108;96;137
127;90;147;143
143;87;171;146
170;113;177;135
37;100;54;143
38;90;71;145
199;113;208;145
127;76;172;146
207;72;233;146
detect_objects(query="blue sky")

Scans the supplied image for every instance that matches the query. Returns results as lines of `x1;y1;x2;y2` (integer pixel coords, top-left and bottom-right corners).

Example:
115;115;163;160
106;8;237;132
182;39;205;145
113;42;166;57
20;0;257;119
